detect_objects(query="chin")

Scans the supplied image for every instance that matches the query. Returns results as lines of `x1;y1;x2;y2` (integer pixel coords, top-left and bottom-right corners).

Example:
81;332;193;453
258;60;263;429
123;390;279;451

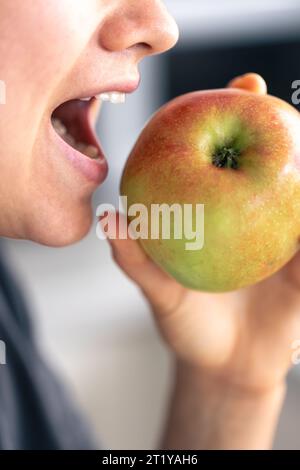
24;202;94;247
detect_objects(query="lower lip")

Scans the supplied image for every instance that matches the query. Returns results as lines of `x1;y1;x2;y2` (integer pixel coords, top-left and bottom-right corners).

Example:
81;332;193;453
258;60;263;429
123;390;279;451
50;125;108;185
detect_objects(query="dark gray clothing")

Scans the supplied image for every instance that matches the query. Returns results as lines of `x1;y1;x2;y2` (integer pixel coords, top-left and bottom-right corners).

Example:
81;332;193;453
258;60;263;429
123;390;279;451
0;246;97;449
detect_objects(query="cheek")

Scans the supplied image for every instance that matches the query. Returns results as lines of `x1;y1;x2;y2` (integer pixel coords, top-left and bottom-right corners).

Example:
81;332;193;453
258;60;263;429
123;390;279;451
0;0;91;162
0;0;100;242
0;0;98;108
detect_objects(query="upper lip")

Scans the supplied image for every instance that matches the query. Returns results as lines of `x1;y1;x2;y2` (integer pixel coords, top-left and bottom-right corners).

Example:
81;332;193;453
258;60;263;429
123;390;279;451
51;76;141;113
81;78;141;99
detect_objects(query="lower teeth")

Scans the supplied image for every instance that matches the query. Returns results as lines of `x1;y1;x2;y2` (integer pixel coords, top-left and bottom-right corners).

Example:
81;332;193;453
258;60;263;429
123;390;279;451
51;117;100;159
81;145;99;159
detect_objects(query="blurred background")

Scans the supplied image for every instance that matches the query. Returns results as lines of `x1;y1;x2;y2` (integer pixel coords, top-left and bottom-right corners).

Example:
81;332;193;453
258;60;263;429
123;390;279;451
3;0;300;449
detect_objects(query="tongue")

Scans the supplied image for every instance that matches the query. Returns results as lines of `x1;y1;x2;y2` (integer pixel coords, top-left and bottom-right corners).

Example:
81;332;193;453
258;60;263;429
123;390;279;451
52;99;94;144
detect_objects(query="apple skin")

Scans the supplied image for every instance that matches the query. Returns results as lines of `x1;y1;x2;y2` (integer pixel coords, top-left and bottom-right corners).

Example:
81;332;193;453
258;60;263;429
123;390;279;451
121;89;300;292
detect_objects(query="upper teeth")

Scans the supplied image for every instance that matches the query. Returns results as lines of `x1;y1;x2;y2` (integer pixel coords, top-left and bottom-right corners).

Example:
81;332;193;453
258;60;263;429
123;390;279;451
98;92;126;104
79;92;126;104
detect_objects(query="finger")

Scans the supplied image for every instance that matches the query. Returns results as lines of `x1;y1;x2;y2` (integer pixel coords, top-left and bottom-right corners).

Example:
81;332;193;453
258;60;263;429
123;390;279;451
228;73;267;95
100;211;184;312
100;210;149;272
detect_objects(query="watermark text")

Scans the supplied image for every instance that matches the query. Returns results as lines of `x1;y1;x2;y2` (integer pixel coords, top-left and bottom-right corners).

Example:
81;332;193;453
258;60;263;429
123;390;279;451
0;80;6;105
291;80;300;106
0;340;6;365
291;339;300;366
96;196;204;251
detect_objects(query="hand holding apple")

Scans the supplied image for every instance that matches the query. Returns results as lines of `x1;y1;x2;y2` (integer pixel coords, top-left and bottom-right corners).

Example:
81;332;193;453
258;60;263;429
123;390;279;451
103;74;300;389
103;75;300;449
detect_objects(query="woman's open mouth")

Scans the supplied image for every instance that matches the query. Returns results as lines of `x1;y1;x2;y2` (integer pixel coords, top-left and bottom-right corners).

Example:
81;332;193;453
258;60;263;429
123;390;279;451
50;91;126;185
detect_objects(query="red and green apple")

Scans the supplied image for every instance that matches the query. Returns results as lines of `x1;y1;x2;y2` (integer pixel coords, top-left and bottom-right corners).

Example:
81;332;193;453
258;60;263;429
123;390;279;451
121;88;300;292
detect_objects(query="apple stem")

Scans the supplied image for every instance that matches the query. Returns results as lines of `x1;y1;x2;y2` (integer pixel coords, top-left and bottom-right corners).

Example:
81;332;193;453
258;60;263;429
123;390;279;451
212;147;240;170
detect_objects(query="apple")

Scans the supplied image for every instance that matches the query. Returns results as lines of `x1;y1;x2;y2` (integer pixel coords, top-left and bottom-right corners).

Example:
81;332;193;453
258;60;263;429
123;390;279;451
121;88;300;292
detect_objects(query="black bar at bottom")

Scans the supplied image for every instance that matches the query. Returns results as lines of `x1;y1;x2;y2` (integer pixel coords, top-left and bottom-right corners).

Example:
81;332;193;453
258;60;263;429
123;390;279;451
0;450;299;466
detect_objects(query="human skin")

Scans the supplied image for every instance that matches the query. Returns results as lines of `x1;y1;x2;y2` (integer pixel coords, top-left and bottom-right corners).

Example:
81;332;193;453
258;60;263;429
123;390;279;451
0;0;298;451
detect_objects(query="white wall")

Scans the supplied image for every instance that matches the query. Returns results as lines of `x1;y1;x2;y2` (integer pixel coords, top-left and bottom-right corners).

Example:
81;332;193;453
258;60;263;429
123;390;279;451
165;0;300;46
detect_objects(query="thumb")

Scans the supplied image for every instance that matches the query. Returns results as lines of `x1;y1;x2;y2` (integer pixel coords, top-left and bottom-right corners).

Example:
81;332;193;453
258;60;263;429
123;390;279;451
100;211;183;313
228;73;267;95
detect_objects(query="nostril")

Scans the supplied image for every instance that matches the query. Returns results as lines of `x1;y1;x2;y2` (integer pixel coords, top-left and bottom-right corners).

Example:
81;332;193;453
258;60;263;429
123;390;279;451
131;42;152;53
140;42;152;50
139;42;151;48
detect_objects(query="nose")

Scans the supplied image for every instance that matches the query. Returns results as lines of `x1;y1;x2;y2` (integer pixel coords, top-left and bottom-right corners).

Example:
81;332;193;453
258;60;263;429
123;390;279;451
99;0;179;58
